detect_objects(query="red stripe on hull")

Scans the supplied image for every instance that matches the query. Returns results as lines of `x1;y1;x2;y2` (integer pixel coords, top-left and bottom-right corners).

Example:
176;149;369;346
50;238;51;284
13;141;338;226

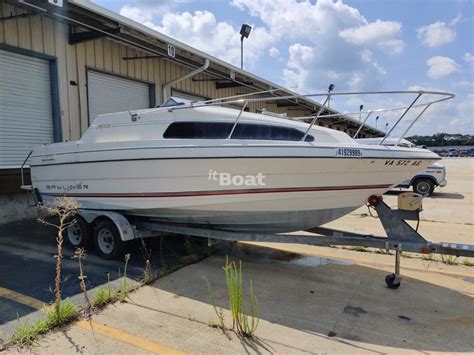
43;184;392;199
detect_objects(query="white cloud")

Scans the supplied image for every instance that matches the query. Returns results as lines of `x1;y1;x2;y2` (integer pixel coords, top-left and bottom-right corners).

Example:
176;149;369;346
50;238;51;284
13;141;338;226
268;47;280;58
119;6;274;69
232;0;398;92
463;52;474;64
454;80;473;88
426;56;459;79
417;21;456;47
339;19;404;53
408;91;473;134
119;0;185;22
120;5;153;23
449;13;462;27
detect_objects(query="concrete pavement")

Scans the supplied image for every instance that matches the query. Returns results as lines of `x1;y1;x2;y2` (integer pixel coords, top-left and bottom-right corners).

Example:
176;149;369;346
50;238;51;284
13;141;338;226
38;247;474;354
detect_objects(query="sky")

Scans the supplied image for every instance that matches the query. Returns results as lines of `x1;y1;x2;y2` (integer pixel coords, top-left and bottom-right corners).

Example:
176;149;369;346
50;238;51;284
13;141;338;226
92;0;473;135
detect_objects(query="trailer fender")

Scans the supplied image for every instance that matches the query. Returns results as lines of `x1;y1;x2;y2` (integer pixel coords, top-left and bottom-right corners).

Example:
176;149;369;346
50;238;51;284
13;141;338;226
78;210;135;241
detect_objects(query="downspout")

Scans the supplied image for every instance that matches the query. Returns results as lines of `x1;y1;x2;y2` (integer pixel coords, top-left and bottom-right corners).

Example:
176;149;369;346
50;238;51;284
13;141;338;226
162;59;210;102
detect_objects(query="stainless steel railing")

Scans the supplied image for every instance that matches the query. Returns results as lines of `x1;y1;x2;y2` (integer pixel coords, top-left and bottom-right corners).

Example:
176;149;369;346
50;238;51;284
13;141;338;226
165;88;455;145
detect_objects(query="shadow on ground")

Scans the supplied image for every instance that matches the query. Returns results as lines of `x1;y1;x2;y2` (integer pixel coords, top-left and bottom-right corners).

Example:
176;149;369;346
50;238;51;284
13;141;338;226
0;219;187;327
148;243;474;353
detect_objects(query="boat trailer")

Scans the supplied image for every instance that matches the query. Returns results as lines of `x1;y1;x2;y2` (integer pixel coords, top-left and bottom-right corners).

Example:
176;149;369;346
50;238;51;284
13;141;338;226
26;187;474;289
61;193;472;290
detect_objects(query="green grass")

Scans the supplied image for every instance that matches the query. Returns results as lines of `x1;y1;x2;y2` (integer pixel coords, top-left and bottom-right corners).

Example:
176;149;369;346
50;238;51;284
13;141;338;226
422;253;434;261
46;301;79;327
203;257;260;337
184;238;213;258
10;318;49;347
203;276;225;329
10;301;79;347
441;254;458;265
93;288;115;308
223;258;259;337
462;259;474;267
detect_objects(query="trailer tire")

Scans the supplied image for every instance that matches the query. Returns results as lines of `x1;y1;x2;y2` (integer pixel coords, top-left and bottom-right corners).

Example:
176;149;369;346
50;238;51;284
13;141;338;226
412;178;435;196
65;215;92;249
385;273;401;289
93;220;125;259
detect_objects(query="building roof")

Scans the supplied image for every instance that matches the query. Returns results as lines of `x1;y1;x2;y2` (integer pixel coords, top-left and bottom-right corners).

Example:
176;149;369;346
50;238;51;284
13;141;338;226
26;0;385;135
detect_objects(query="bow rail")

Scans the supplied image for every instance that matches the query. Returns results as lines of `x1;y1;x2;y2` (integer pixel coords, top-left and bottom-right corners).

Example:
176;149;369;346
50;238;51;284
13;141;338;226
167;88;454;145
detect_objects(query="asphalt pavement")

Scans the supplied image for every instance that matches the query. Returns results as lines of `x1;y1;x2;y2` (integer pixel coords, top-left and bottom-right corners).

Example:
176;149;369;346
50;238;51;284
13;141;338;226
0;219;188;340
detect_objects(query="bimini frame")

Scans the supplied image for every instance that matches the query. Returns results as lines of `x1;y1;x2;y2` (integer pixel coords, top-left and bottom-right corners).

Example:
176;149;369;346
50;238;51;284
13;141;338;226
167;85;455;145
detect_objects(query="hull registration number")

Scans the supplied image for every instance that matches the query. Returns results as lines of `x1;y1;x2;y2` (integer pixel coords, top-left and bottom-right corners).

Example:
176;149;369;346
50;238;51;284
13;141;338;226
337;148;362;157
385;160;423;166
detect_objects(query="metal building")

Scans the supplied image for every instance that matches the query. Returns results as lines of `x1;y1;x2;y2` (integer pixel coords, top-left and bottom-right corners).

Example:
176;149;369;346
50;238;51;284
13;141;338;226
0;0;382;223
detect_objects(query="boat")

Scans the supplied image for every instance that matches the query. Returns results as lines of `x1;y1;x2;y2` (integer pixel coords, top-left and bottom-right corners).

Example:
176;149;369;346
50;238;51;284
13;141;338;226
25;90;453;232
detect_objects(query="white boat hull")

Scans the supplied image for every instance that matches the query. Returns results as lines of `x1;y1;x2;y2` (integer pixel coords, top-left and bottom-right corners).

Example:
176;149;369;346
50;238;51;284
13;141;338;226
31;151;437;232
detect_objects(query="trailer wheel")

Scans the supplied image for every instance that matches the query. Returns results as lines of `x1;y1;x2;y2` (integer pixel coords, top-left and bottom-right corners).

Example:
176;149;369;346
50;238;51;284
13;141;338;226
412;178;435;196
93;220;125;259
65;215;91;249
385;273;401;289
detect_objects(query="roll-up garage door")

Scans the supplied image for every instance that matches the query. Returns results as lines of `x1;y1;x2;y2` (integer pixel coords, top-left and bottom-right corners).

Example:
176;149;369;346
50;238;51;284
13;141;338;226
87;70;151;123
0;50;54;167
171;90;208;102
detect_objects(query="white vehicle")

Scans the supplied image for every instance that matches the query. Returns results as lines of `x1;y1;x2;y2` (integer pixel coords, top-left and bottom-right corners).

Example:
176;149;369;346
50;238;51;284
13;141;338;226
22;90;453;257
357;138;447;195
397;162;447;196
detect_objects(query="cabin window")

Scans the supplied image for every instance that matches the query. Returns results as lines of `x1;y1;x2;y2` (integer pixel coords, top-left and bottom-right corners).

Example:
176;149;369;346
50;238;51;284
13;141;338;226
163;122;231;139
163;122;314;142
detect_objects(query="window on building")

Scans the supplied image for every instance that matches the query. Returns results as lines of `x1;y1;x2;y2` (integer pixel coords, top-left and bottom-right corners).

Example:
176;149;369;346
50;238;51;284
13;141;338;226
163;122;314;142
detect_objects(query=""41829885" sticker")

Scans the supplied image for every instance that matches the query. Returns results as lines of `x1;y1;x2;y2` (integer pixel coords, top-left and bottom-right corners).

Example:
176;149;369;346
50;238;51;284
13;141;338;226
336;148;363;157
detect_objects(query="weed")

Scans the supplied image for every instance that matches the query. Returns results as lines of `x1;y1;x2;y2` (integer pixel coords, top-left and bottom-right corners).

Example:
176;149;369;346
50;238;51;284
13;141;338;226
351;246;369;252
10;301;78;348
441;254;458;265
401;252;413;258
375;249;391;255
223;257;259;337
45;300;79;327
73;248;91;315
119;253;131;302
143;259;155;283
184;237;212;258
92;273;116;308
10;318;49;347
139;238;157;284
93;289;113;308
422;253;434;261
462;259;474;267
203;257;259;337
37;197;81;322
203;276;225;329
106;272;112;298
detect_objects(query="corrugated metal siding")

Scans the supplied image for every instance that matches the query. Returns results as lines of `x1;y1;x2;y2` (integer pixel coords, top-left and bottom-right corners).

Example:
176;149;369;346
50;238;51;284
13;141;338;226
0;1;316;143
87;70;150;123
0;49;53;167
171;89;207;101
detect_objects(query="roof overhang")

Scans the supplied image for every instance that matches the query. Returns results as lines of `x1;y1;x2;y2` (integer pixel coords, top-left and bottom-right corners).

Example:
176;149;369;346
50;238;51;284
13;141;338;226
8;0;384;136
